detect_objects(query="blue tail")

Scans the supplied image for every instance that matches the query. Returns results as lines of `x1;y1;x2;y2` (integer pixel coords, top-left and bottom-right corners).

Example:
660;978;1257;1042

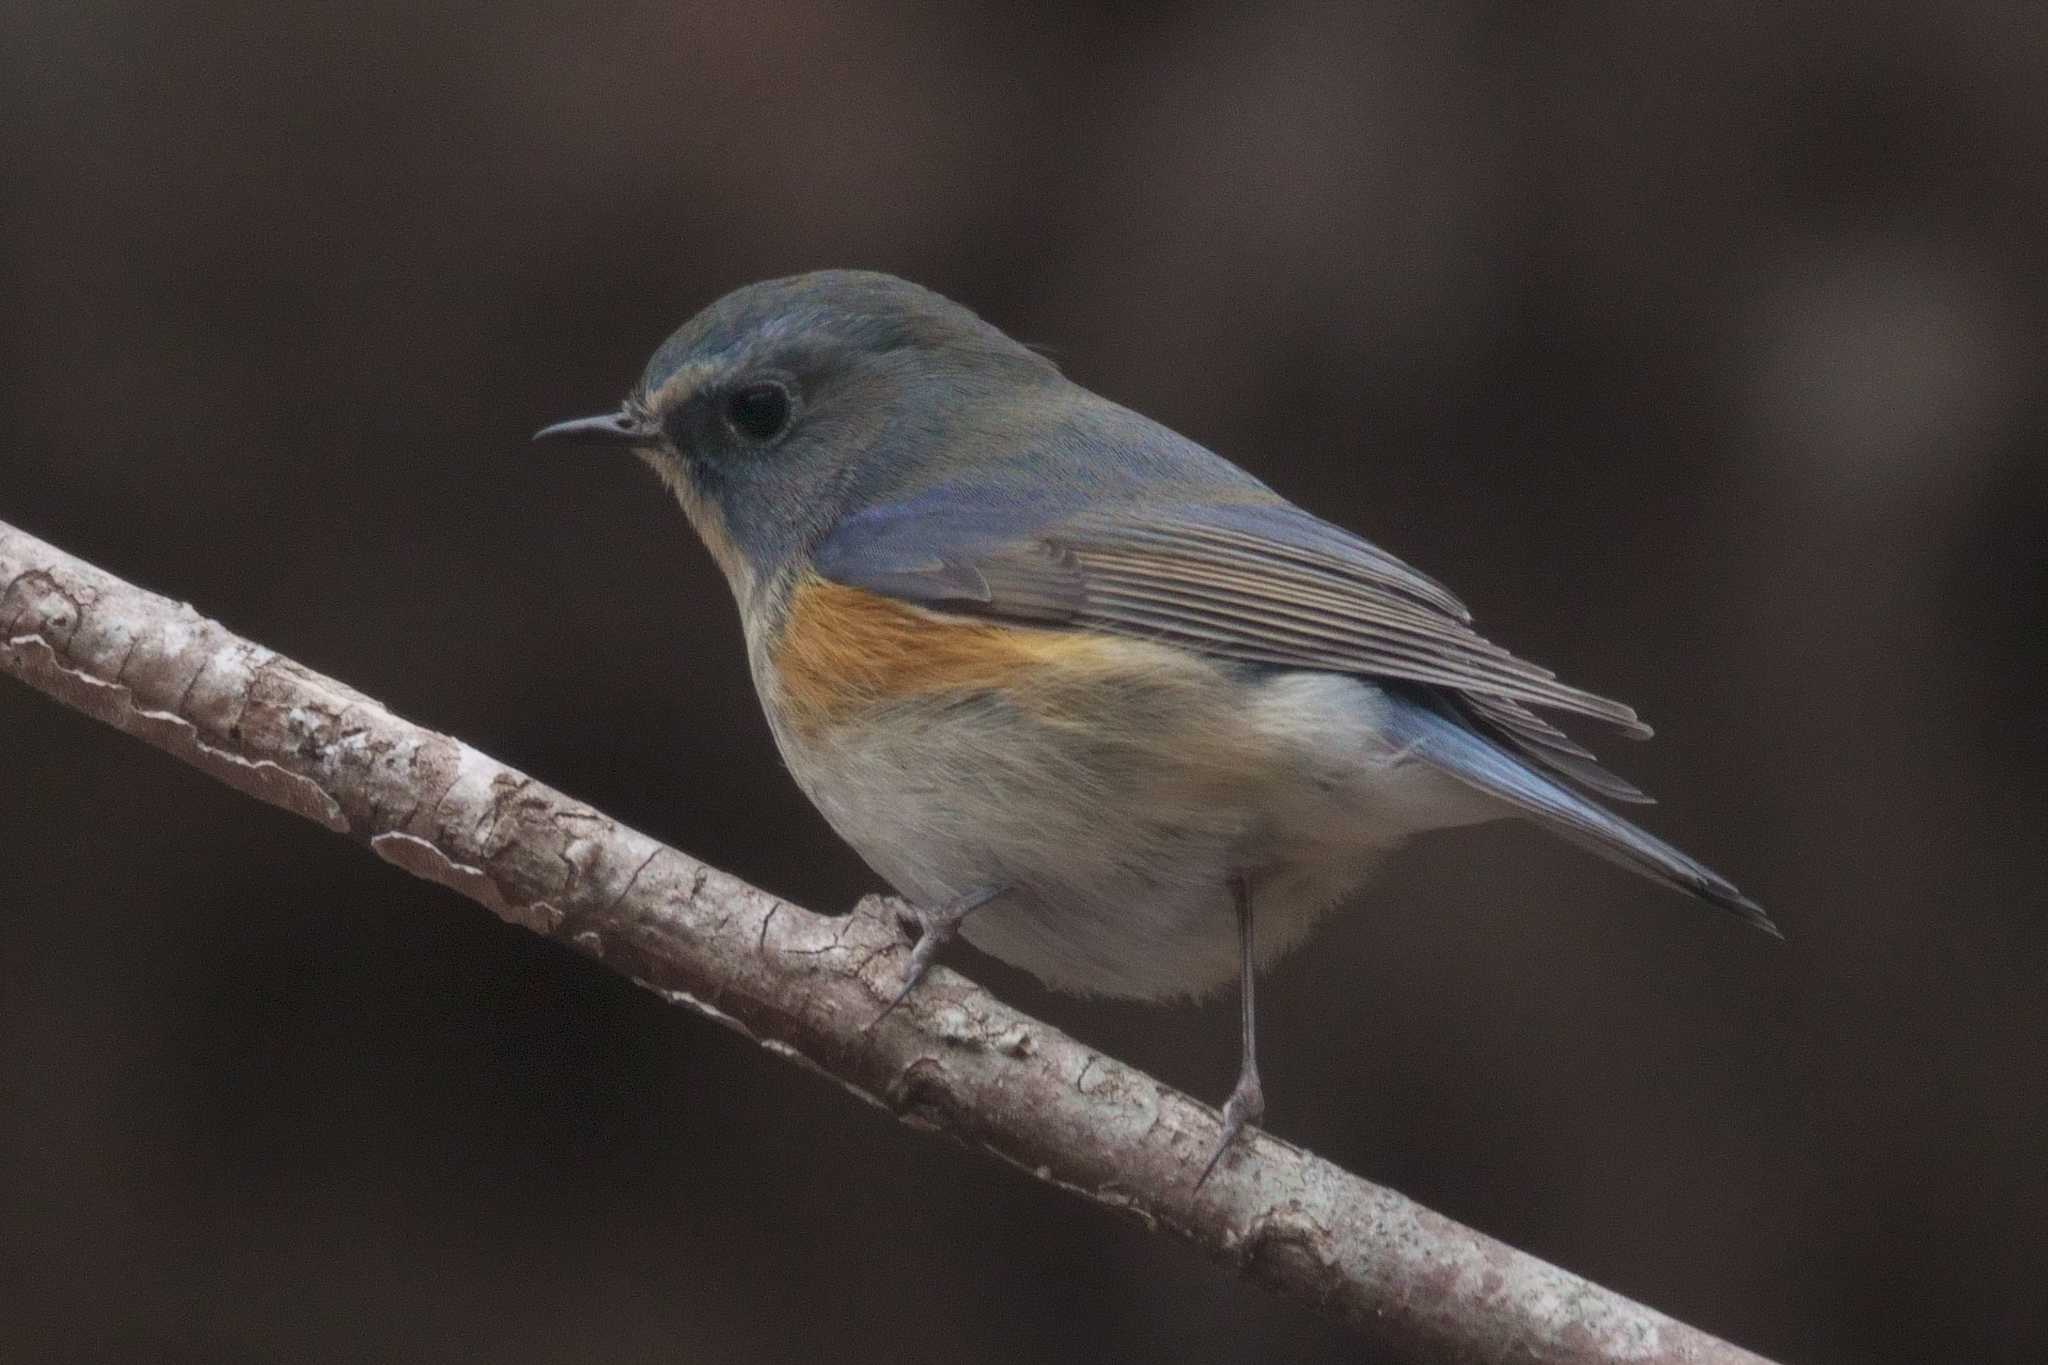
1381;690;1779;936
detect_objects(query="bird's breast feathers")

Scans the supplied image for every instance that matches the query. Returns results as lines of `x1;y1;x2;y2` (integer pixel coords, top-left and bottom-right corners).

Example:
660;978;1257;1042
751;572;1501;997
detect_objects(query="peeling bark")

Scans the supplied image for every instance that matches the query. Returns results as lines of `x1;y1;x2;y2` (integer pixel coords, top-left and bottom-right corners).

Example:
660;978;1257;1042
0;517;1777;1365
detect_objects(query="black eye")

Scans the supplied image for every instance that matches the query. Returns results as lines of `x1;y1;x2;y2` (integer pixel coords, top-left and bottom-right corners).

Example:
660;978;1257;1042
725;381;792;442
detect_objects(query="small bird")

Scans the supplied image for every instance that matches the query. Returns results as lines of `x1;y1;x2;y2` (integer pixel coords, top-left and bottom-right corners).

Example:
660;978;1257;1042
536;270;1776;1178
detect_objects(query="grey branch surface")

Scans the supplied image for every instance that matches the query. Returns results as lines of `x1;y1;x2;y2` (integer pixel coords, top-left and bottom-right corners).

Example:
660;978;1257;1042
1;515;1778;1365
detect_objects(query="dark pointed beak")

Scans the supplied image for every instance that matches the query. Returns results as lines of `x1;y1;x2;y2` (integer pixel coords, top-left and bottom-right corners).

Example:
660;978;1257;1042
531;410;653;447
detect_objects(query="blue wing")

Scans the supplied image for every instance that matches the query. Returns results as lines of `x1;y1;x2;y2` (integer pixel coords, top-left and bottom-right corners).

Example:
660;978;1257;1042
815;481;1654;801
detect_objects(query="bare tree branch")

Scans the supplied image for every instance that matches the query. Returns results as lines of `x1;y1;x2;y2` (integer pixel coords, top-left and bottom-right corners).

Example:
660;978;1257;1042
1;515;1778;1365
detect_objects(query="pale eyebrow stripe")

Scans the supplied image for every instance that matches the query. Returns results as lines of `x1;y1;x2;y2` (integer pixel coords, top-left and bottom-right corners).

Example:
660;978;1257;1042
644;357;719;413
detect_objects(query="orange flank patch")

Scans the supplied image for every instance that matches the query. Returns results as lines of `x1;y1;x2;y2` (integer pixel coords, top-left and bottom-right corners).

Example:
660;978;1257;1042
771;575;1148;734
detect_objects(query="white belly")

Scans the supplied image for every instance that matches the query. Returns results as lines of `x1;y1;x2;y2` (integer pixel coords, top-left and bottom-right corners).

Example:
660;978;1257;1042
762;650;1501;1000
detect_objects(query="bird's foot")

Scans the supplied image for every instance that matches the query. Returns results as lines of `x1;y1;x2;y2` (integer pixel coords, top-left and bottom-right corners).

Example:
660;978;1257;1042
1197;1066;1265;1188
867;886;1001;1026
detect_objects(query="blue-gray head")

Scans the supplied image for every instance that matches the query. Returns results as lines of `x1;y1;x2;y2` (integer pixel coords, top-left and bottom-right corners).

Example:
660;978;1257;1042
535;270;1059;598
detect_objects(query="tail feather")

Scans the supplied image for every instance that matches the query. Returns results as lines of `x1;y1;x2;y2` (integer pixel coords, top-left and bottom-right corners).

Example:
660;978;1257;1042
1382;690;1780;937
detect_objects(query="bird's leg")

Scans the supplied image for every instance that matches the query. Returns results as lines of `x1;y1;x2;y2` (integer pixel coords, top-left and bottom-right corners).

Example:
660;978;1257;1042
1200;872;1266;1186
871;883;1006;1023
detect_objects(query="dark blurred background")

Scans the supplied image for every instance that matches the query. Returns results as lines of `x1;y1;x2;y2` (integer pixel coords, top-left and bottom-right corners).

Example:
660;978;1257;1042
3;3;2044;1362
